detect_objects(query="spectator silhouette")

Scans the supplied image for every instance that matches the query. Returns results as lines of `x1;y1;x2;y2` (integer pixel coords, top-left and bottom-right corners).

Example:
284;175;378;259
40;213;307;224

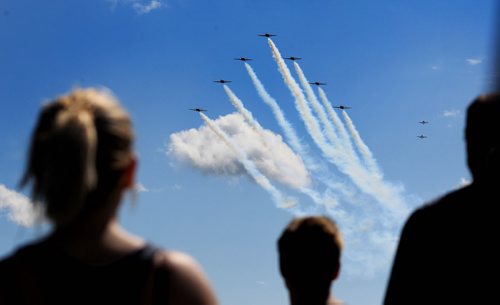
278;216;343;305
0;88;217;305
384;93;500;304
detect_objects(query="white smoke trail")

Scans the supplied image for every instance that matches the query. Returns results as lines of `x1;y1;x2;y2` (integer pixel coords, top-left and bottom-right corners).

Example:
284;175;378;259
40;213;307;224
244;63;313;167
268;38;408;219
293;62;342;148
268;39;329;152
199;113;297;209
317;87;353;147
223;84;265;136
222;84;332;206
342;110;382;179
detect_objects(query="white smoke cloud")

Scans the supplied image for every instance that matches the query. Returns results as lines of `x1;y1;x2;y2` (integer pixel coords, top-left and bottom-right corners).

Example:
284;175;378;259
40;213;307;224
466;58;482;65
107;0;165;14
443;109;460;117
135;182;149;192
168;112;312;190
0;184;43;227
458;177;471;187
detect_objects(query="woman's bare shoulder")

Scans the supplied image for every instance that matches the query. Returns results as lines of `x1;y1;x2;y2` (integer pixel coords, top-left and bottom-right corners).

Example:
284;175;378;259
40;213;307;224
153;250;217;305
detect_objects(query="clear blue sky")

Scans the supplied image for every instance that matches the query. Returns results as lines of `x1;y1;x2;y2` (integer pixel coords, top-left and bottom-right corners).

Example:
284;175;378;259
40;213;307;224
0;1;497;304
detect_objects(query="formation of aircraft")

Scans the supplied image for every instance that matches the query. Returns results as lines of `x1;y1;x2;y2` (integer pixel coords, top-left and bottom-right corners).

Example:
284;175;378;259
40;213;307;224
284;56;302;61
213;79;232;84
258;33;276;38
417;135;427;139
333;105;352;110
309;81;327;86
189;108;207;113
419;120;430;125
234;57;252;62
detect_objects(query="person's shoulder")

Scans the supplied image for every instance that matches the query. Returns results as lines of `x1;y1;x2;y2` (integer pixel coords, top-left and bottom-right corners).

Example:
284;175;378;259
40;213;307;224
153;250;207;282
415;185;473;217
0;239;48;266
153;250;217;305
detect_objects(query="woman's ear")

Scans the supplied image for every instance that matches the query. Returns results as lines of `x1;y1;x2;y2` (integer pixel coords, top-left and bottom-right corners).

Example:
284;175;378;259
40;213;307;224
121;155;137;189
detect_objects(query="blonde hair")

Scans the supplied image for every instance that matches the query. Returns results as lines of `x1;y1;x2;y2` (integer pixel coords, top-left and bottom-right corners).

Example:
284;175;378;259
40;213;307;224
21;88;134;225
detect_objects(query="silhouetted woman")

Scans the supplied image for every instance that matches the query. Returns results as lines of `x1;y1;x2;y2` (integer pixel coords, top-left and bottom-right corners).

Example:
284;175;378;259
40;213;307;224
0;88;217;305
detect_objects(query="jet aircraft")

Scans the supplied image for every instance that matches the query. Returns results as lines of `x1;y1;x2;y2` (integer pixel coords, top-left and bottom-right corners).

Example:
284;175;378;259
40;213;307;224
213;80;232;84
189;108;207;113
417;135;428;139
333;105;352;110
419;120;430;125
258;33;277;38
234;57;252;62
309;82;327;86
284;56;302;61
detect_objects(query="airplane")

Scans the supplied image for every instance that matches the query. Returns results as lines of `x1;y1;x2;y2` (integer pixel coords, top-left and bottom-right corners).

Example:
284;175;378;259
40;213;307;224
309;81;327;86
417;135;428;139
258;33;277;38
333;105;352;110
284;56;302;61
213;79;232;84
234;57;252;62
189;108;207;113
419;120;430;125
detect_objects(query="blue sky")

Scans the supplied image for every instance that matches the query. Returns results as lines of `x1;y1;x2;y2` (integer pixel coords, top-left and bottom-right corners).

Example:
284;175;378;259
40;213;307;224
0;1;497;304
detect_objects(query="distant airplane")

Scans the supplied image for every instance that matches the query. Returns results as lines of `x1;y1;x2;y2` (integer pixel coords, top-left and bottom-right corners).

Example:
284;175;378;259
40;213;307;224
258;33;277;38
284;56;302;61
213;79;232;84
189;108;207;113
333;105;352;110
417;134;428;139
309;81;327;86
234;57;252;62
419;120;430;125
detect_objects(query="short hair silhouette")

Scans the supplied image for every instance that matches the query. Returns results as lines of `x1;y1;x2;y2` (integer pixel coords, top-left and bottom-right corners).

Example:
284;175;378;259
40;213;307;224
466;92;500;181
278;216;343;304
384;92;500;305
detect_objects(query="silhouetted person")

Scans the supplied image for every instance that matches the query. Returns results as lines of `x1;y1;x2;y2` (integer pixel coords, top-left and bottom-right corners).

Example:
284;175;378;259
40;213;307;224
384;93;500;305
278;216;343;305
0;88;217;305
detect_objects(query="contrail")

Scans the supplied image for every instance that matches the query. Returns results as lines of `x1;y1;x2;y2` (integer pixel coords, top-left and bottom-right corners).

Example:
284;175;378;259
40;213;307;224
267;38;336;160
293;61;342;148
244;62;318;171
268;38;408;219
200;112;297;209
244;62;357;206
342;110;383;179
317;87;353;147
222;84;330;206
223;84;265;137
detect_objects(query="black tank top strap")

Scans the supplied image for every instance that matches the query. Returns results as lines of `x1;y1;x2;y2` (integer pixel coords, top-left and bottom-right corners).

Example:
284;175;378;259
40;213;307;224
139;243;171;305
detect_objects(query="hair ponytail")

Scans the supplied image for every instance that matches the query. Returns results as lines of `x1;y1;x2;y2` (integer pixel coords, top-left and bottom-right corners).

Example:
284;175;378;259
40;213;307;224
21;88;133;225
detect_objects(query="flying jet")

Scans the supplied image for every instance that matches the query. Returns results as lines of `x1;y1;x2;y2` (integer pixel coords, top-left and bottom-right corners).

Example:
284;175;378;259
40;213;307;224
309;82;327;86
258;33;277;38
213;79;232;84
234;57;252;62
417;135;428;139
333;105;352;110
419;120;430;125
284;56;302;61
189;108;207;113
